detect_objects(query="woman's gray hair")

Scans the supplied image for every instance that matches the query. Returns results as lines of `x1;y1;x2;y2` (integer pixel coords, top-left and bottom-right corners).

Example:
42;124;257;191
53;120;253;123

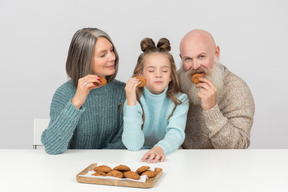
66;28;119;86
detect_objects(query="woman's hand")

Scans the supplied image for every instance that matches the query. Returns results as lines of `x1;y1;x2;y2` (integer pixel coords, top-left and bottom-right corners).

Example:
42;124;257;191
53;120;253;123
141;146;165;163
125;77;140;106
72;74;103;109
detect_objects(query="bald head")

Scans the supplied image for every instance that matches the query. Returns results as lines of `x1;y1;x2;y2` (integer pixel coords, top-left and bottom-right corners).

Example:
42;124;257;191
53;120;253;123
179;29;220;71
180;29;217;54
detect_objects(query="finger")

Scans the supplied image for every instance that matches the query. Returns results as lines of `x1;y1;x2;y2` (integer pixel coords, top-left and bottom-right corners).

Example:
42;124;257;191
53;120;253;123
153;155;161;163
199;77;216;89
147;153;156;163
141;152;151;162
160;155;166;162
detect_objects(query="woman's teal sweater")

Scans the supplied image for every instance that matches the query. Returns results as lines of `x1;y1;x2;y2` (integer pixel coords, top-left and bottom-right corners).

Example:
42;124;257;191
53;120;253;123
41;80;126;154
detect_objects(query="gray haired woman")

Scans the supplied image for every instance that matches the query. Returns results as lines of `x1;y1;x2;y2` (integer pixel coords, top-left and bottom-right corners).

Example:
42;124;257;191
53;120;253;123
41;28;126;154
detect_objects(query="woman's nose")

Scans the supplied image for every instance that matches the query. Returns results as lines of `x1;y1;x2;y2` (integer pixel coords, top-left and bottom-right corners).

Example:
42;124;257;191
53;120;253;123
108;52;116;61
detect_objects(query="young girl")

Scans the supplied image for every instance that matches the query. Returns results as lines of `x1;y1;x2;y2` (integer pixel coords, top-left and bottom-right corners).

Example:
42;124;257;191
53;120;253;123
122;38;189;163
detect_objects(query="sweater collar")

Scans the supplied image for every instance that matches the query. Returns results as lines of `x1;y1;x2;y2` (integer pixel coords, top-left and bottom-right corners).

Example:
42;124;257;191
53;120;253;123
143;86;168;99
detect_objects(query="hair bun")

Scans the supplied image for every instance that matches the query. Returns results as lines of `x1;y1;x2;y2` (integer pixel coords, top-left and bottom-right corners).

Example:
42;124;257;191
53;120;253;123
157;38;171;52
140;38;156;52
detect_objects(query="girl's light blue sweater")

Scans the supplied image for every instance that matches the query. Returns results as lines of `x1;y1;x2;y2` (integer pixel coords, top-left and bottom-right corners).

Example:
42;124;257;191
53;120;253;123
122;87;189;155
41;80;126;154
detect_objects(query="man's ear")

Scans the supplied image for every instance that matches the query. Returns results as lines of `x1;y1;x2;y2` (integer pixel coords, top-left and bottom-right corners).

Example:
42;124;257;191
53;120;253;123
215;46;220;59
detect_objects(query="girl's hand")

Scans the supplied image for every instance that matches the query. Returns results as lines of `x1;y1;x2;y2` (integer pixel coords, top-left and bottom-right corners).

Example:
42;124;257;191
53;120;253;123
72;74;103;109
141;146;165;163
125;77;140;106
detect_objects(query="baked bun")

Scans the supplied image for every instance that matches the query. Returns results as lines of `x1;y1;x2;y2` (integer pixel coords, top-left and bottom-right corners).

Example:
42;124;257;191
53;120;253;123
136;76;146;87
191;73;204;84
94;76;107;87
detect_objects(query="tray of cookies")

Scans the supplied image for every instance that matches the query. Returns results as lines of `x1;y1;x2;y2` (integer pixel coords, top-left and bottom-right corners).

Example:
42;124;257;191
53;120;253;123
76;163;163;188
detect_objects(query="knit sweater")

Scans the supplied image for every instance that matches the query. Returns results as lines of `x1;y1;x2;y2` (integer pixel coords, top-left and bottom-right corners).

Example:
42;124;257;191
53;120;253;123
182;65;255;149
41;79;126;154
122;87;189;155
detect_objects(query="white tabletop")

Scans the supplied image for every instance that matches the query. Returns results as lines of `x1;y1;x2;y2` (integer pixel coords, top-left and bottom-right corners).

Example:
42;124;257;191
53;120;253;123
0;149;287;192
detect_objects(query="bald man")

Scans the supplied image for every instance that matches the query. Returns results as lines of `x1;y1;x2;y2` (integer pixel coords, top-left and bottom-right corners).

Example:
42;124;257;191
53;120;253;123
178;29;255;149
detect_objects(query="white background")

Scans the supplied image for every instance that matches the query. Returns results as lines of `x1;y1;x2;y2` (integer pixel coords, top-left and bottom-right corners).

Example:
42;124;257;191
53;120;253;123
1;0;287;149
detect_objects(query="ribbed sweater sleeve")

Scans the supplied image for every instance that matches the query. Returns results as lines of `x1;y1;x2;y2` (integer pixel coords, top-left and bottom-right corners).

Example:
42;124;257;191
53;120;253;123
155;94;189;154
41;94;84;154
122;102;145;151
41;80;126;154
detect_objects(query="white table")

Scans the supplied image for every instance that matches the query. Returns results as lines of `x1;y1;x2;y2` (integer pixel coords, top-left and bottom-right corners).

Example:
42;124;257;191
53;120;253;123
0;149;287;192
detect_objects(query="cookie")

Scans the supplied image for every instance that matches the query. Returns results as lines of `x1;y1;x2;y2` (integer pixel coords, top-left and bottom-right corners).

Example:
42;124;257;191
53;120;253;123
106;170;124;178
191;73;204;84
93;165;112;173
94;76;107;87
124;171;140;180
136;166;150;174
136;76;146;87
92;171;106;176
154;168;162;174
141;170;156;178
113;164;131;172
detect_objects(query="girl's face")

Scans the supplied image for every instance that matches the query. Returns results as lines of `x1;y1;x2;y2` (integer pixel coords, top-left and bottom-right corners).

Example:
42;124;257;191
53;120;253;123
141;53;171;94
92;37;116;77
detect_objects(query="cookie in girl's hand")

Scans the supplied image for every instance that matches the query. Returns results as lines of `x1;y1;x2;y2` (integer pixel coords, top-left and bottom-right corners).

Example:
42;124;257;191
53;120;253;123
135;76;146;87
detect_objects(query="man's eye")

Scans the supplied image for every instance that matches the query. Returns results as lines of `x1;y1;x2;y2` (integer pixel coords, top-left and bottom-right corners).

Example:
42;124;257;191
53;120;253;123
199;55;205;58
184;58;191;61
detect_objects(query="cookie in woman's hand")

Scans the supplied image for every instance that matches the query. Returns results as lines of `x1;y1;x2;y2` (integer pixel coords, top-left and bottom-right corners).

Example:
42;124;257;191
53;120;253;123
94;76;107;87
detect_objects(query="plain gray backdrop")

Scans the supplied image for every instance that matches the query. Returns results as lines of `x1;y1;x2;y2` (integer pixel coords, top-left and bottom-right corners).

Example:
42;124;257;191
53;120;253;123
1;0;288;149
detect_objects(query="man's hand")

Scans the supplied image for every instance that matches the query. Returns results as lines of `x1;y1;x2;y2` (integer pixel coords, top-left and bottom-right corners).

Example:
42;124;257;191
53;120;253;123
196;77;217;111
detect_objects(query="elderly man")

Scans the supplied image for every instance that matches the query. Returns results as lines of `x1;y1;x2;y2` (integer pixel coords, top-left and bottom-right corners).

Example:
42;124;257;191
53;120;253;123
178;29;255;149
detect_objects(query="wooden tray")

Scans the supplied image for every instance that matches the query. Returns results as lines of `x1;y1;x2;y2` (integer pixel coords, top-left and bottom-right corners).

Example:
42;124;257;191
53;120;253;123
76;163;163;188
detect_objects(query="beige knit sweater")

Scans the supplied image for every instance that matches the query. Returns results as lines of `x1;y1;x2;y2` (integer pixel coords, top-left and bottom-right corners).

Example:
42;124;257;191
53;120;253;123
181;66;255;149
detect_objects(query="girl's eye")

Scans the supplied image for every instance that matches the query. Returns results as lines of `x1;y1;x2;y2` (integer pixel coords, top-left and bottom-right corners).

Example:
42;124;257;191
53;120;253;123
100;54;106;57
162;70;168;73
148;70;154;73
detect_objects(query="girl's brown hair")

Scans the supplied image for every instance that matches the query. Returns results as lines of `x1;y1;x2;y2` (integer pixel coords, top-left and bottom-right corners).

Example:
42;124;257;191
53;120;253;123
66;28;119;87
134;38;183;121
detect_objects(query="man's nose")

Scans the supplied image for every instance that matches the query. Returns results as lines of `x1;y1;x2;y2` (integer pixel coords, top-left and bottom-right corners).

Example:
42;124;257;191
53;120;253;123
191;60;200;70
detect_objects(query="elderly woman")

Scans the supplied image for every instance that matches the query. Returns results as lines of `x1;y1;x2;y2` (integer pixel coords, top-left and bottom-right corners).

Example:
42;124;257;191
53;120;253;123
41;28;126;154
